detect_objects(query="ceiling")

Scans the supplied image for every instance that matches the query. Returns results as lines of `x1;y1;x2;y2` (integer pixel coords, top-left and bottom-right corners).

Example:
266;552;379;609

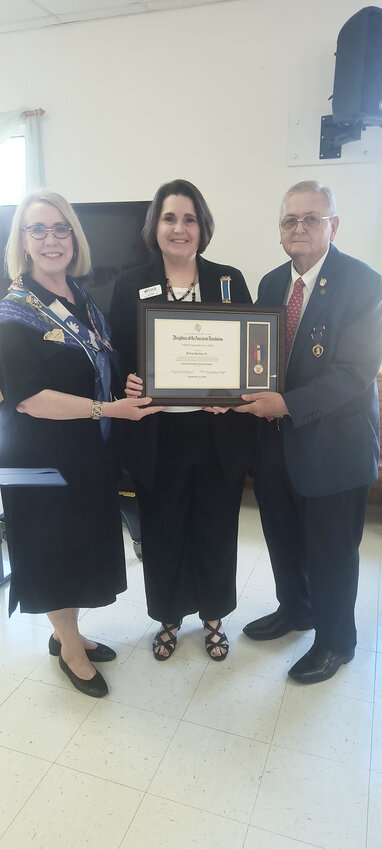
0;0;234;34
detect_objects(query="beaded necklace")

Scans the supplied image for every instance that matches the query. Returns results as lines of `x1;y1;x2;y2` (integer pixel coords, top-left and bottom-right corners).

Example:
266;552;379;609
166;277;197;302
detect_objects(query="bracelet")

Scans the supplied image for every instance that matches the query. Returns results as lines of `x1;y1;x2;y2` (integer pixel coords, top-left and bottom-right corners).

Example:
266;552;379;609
90;400;103;420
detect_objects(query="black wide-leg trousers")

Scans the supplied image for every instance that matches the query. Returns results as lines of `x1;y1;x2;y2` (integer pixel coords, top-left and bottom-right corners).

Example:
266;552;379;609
253;421;369;654
134;411;244;624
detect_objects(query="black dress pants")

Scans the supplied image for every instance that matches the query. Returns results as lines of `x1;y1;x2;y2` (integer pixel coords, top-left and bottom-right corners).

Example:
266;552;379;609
134;411;244;623
254;421;369;654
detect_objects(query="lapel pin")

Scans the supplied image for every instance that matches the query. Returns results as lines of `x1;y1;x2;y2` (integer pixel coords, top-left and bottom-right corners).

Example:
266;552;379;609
312;343;324;357
220;276;231;303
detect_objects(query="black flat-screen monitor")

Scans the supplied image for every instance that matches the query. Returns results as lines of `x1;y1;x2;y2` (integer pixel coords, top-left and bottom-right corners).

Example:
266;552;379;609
0;200;152;315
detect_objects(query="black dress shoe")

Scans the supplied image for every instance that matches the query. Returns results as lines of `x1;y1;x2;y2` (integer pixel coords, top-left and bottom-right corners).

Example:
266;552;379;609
288;643;355;684
243;609;313;641
58;654;108;697
49;634;116;662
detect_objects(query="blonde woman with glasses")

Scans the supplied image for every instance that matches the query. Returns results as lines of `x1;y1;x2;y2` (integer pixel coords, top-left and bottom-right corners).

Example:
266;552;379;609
0;190;161;698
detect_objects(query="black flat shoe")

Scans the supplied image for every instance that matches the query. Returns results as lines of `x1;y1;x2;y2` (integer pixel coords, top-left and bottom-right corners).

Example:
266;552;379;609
243;609;313;641
288;643;355;684
58;654;108;697
49;634;116;662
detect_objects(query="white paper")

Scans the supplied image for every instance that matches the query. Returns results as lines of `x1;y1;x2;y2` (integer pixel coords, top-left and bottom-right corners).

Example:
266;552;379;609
153;318;241;390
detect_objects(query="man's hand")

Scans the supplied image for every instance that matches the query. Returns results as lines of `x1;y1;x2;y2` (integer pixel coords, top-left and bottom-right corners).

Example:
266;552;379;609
234;392;289;418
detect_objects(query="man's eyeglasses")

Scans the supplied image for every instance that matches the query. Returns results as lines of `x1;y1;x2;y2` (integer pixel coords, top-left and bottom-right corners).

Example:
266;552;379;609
21;223;73;240
280;214;333;231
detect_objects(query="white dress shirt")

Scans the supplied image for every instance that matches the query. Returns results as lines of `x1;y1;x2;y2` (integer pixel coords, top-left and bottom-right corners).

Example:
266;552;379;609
165;283;201;414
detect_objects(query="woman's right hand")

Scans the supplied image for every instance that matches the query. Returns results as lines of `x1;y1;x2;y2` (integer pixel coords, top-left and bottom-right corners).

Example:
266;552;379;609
125;374;143;397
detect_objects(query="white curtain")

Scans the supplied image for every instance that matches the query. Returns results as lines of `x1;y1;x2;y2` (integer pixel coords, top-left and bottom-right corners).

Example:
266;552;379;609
24;113;46;190
0;108;45;191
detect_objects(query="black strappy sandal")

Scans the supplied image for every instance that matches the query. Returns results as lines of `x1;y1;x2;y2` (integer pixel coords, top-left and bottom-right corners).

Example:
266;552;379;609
152;621;182;661
203;620;229;661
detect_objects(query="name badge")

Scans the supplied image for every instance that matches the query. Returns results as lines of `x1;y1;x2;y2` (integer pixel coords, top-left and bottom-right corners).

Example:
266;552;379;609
139;284;162;300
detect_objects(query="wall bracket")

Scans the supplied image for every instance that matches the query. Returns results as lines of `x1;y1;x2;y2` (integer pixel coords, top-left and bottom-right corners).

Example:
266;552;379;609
319;114;366;159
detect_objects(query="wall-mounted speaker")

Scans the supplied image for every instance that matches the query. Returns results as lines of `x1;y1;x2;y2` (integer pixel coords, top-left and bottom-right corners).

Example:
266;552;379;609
332;5;382;124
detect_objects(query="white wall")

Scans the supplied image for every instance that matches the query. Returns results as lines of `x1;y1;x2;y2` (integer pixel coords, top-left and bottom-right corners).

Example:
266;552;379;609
1;0;382;297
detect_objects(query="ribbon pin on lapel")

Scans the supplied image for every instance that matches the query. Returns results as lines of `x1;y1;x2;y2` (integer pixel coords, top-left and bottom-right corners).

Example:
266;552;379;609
220;276;231;303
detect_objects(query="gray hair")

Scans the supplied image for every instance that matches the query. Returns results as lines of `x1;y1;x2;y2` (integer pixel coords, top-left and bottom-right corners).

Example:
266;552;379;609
5;190;91;281
280;180;337;219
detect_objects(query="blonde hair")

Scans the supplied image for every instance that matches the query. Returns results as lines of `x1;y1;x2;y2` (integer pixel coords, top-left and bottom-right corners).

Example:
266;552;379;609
5;190;91;280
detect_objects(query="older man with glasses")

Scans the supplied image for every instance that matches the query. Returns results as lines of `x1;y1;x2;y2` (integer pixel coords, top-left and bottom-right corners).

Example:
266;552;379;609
237;180;382;683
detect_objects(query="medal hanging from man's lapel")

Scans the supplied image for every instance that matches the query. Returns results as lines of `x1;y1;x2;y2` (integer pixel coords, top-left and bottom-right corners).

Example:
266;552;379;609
311;326;325;357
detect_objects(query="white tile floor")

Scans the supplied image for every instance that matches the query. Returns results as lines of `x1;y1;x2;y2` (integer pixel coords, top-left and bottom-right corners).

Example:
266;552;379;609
0;488;381;849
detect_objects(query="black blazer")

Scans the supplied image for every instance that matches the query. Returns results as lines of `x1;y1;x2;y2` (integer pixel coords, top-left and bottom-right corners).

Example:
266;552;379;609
257;244;382;497
110;255;259;488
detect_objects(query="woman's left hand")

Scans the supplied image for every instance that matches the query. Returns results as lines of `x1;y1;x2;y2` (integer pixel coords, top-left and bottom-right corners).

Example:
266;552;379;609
202;406;229;414
125;373;143;397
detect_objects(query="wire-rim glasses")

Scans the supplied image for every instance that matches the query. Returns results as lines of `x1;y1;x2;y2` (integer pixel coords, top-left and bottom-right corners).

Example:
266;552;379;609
280;214;333;231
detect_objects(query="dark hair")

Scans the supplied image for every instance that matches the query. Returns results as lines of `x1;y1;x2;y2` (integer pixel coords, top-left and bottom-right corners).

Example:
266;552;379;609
142;179;215;255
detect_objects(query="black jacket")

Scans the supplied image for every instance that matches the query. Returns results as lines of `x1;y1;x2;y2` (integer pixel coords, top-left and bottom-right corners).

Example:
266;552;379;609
110;254;259;488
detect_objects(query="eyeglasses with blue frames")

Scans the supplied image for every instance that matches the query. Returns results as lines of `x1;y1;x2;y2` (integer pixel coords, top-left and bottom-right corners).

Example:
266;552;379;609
280;214;334;231
21;223;73;240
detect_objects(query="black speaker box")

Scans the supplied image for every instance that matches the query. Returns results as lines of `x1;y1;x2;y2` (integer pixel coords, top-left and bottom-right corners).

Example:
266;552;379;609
332;5;382;124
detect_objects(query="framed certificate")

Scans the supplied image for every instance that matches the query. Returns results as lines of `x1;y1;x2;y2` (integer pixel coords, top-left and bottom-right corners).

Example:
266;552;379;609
137;302;285;405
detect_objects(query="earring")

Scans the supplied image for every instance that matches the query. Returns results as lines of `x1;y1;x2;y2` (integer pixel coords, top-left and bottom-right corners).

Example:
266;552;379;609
24;251;30;262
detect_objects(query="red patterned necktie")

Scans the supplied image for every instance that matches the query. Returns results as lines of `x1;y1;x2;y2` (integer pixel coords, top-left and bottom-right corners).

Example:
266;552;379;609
285;277;304;359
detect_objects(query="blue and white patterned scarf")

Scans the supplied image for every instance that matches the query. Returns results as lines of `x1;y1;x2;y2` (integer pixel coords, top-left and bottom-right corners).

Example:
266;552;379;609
0;276;116;439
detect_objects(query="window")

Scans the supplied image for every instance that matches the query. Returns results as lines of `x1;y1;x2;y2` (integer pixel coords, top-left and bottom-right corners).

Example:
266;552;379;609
0;135;26;205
